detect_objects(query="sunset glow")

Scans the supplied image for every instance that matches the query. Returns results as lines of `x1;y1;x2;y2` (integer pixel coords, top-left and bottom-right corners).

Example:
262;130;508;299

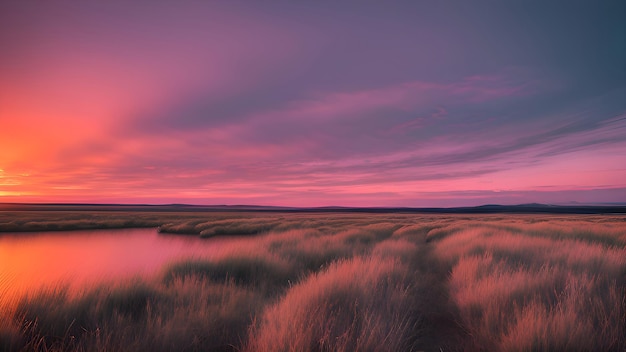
1;1;625;206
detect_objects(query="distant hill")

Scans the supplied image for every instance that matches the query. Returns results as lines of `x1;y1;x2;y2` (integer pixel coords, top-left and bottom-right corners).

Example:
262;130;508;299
1;203;625;214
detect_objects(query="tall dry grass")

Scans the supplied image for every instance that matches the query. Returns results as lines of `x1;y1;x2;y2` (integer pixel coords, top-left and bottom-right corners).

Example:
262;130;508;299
435;225;626;351
1;213;624;351
246;256;417;352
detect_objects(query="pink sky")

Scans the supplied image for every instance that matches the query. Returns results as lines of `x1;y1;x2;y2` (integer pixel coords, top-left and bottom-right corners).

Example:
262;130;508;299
1;2;625;206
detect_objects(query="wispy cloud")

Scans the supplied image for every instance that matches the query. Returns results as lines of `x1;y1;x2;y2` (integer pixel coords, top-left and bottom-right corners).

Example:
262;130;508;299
1;1;624;205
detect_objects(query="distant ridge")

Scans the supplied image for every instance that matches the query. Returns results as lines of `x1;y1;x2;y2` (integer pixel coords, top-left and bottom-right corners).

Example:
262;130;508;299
1;203;625;214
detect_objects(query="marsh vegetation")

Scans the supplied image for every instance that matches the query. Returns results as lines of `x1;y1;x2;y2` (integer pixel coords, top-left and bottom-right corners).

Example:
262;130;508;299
1;212;624;351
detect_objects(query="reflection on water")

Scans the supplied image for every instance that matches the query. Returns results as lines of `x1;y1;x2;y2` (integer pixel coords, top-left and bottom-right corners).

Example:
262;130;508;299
0;228;240;310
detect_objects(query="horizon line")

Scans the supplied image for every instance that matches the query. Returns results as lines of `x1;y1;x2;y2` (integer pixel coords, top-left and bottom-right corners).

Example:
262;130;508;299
2;202;625;214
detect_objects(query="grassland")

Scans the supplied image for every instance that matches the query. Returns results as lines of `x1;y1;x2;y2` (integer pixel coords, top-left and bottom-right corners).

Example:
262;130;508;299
0;211;624;351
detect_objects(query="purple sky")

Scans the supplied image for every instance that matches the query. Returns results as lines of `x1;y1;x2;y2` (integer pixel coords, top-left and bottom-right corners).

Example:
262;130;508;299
1;1;625;206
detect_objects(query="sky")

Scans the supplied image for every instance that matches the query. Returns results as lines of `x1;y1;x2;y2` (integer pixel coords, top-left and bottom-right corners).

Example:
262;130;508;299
1;1;625;207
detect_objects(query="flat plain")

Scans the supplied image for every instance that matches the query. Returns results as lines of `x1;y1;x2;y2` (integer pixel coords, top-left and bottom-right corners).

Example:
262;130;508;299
0;209;624;351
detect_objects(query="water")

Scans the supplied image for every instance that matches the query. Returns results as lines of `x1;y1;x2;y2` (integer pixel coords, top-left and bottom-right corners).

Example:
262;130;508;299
0;228;245;310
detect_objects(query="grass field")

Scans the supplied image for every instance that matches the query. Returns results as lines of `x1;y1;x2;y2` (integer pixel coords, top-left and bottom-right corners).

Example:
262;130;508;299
1;212;624;351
